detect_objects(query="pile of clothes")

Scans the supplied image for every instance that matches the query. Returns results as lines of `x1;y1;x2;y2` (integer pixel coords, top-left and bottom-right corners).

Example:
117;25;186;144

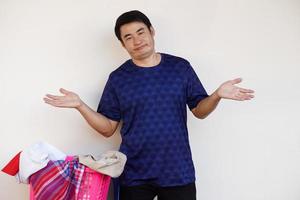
2;142;126;200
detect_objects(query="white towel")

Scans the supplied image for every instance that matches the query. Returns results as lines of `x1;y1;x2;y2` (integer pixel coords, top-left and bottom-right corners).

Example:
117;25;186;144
17;141;66;183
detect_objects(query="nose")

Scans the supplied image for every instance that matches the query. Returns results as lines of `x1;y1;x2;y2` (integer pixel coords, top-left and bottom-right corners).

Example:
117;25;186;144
133;36;142;46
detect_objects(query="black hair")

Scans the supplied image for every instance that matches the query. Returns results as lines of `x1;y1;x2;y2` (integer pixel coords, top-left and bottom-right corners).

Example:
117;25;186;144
114;10;152;42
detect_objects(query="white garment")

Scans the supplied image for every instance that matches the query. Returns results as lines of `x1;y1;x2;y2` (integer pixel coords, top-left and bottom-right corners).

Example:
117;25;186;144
17;141;66;184
79;151;127;178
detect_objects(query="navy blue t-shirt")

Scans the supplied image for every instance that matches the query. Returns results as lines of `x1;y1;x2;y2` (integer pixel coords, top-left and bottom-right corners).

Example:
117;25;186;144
97;53;208;186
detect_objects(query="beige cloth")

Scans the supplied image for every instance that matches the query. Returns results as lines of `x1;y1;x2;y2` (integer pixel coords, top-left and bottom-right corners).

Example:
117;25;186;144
78;151;126;178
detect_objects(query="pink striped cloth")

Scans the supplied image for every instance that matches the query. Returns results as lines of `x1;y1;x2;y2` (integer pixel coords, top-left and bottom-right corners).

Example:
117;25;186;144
29;157;85;200
29;156;111;200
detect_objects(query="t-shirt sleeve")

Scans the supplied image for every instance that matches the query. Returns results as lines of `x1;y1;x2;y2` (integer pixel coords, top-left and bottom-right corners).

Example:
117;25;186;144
186;64;209;110
97;75;121;122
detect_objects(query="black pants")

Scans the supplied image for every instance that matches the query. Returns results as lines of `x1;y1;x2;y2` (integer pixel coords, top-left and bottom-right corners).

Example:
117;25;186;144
120;183;196;200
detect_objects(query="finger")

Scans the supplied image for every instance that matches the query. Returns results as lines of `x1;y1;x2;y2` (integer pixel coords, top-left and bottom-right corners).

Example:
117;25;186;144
239;93;255;100
234;93;244;101
230;78;242;85
238;88;255;93
45;94;62;100
243;95;253;100
43;98;65;107
43;98;58;106
60;88;70;95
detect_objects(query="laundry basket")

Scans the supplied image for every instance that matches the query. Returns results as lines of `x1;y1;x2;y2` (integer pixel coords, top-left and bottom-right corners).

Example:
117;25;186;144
77;167;111;200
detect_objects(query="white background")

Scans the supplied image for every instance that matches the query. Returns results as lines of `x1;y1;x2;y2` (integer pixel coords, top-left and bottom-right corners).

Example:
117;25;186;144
1;0;299;199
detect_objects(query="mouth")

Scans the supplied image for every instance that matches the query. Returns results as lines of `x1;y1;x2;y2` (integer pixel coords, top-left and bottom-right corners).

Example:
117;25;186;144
134;44;147;51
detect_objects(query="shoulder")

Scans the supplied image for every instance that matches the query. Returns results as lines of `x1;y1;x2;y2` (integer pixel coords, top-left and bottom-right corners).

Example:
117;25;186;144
107;59;132;81
162;53;190;63
161;53;192;72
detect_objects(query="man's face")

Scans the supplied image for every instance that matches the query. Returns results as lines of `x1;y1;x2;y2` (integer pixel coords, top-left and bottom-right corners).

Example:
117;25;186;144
120;21;155;61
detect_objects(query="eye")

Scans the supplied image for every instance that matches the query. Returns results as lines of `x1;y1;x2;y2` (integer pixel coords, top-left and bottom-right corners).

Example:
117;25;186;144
125;37;132;41
138;31;144;35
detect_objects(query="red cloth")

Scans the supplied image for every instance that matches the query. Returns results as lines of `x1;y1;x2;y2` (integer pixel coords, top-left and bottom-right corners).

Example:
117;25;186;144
1;151;22;176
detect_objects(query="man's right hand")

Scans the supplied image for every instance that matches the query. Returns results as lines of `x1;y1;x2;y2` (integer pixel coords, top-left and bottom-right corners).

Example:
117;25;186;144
43;88;119;137
43;88;83;109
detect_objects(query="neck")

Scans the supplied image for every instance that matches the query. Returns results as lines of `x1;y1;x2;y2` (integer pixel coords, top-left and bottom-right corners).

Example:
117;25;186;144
132;52;161;67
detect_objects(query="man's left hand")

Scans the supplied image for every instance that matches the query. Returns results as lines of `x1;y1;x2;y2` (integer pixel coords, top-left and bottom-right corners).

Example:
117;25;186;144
216;78;255;101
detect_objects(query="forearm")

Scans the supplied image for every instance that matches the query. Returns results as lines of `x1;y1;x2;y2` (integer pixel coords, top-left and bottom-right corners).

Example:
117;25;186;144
192;90;221;119
76;102;114;137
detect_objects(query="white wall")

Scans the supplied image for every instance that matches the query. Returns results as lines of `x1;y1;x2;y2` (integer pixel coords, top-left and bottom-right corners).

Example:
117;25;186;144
1;0;299;199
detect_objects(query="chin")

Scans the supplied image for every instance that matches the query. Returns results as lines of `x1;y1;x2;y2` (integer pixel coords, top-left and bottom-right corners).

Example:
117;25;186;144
137;50;154;59
136;54;151;60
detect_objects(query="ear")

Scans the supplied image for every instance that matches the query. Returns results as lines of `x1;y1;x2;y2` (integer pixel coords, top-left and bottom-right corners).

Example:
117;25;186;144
150;26;155;37
121;40;125;48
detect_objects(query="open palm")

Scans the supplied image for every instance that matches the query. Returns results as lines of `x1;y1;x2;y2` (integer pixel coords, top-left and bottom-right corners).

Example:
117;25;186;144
217;78;254;101
43;88;82;108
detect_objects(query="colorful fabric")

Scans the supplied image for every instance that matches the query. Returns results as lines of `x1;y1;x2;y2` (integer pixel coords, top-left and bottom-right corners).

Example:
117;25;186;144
18;141;67;183
1;151;21;176
29;158;85;200
3;144;115;200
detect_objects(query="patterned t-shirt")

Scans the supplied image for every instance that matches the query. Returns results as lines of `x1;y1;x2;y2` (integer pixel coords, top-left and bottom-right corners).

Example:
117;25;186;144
97;53;208;186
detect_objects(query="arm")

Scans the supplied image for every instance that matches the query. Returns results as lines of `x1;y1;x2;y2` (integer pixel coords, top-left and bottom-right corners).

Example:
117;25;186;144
43;88;119;137
191;91;221;119
191;78;254;119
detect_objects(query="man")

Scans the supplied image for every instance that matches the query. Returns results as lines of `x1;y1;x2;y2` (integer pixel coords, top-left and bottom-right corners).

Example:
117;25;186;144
44;10;254;200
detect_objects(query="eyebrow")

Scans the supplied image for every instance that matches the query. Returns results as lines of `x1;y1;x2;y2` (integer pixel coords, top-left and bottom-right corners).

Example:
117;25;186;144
123;28;145;39
136;28;145;33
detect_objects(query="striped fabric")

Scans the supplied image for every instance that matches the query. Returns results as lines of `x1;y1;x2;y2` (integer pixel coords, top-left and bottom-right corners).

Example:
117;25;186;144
77;167;111;200
29;158;85;200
